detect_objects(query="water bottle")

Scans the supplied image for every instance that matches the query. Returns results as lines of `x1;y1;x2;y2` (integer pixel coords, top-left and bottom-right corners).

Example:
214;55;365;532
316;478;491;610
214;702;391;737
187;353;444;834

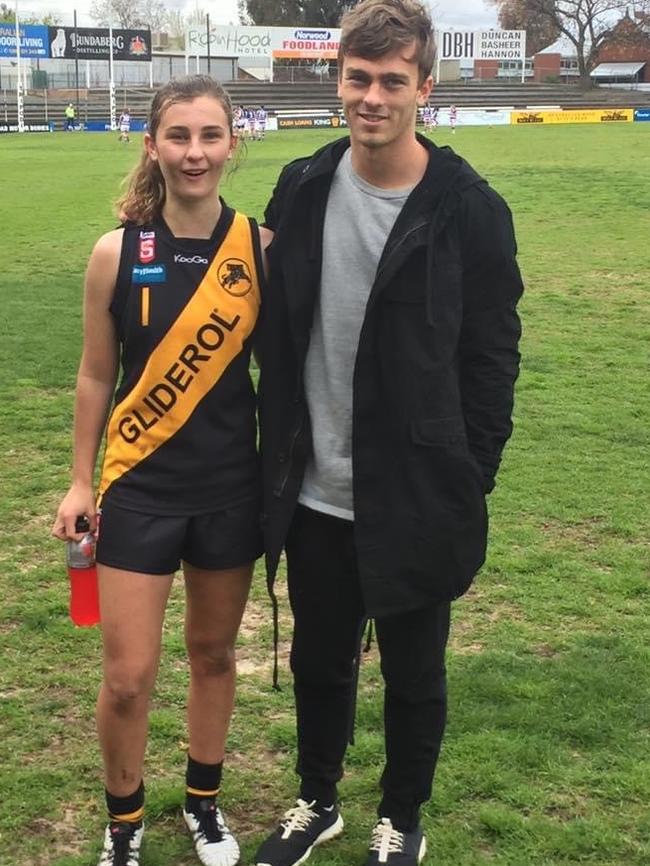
66;516;100;627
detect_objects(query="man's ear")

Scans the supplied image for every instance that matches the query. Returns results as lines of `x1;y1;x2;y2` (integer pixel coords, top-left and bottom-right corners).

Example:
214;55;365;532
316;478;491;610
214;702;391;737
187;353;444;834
417;74;434;106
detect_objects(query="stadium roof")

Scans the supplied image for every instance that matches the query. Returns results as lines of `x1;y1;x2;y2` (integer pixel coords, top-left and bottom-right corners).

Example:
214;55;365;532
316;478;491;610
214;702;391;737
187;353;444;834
537;36;582;57
590;61;647;78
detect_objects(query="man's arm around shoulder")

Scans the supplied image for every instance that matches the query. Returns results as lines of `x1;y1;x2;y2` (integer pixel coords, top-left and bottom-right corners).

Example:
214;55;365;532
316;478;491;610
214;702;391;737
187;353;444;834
263;157;310;232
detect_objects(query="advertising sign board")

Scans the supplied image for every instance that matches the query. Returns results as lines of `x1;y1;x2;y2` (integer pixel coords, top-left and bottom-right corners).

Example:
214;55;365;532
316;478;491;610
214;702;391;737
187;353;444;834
438;30;525;60
0;24;49;58
48;27;151;61
186;24;341;60
511;108;633;124
277;113;347;129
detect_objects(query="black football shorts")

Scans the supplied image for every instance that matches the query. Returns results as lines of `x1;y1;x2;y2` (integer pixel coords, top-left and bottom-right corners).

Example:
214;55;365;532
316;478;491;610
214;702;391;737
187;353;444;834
96;495;263;574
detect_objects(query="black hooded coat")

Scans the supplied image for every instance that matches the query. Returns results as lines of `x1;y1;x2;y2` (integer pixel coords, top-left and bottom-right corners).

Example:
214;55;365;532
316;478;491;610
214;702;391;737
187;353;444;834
259;134;523;616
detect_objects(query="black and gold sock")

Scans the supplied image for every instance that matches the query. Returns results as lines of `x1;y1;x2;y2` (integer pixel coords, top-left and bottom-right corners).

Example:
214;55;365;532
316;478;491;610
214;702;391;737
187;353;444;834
106;780;145;827
185;755;222;815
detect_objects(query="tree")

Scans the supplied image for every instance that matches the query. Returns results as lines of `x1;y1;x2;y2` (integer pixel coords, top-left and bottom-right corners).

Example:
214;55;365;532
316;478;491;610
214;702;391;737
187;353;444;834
489;0;650;87
240;0;357;26
89;0;167;31
164;9;186;40
1;3;61;24
158;7;212;50
303;0;357;25
490;0;560;54
185;6;209;27
242;1;305;25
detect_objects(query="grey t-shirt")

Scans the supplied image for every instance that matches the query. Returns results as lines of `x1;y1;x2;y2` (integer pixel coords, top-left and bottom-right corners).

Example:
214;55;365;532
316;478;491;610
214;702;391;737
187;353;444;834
299;150;414;520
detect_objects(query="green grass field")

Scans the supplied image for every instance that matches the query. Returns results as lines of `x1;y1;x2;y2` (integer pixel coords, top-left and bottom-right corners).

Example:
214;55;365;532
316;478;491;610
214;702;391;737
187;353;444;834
0;123;649;866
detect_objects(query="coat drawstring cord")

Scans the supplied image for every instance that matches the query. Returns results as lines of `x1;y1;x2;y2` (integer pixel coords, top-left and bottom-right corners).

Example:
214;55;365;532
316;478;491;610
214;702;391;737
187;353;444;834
267;570;282;691
347;617;370;746
363;618;374;653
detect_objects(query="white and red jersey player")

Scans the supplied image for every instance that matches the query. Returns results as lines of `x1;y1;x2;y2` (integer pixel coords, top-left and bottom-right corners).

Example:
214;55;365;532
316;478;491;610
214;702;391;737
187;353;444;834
233;105;244;134
254;106;267;140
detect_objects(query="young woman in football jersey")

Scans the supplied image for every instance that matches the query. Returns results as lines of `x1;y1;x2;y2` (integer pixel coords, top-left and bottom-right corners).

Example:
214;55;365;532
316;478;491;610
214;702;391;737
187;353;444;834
52;74;270;866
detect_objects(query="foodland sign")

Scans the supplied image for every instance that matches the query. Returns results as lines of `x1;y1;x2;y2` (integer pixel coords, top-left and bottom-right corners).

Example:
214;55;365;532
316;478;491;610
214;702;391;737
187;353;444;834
186;25;341;60
439;30;526;61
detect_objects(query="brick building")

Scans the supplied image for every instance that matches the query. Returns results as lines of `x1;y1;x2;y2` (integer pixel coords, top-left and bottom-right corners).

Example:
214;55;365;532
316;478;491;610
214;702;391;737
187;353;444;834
592;11;650;83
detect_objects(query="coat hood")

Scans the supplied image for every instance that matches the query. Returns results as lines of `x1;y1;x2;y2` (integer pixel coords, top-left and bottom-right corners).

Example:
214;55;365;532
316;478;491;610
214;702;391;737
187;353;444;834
294;132;486;209
292;134;489;323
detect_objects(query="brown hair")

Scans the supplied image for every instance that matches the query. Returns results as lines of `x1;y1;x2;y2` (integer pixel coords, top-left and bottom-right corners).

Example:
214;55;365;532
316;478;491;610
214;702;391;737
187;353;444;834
338;0;436;85
116;75;234;225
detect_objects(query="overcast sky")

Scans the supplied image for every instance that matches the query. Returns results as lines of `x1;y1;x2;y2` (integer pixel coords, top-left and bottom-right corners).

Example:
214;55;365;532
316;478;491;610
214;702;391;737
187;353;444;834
19;0;498;30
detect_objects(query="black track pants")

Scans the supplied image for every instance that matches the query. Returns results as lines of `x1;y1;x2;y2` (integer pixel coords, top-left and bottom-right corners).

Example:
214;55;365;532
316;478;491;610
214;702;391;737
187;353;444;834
286;505;451;831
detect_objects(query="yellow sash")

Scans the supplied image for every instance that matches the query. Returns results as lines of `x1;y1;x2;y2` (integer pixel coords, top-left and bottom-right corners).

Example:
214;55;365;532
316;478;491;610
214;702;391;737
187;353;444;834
98;212;260;501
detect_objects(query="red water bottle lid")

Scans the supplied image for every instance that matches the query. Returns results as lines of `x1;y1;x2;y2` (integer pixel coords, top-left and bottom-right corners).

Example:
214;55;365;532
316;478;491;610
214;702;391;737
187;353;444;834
75;515;91;534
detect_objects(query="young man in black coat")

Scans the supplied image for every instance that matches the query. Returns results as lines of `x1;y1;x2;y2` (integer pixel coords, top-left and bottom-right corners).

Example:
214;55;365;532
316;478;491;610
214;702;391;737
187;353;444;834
255;2;524;864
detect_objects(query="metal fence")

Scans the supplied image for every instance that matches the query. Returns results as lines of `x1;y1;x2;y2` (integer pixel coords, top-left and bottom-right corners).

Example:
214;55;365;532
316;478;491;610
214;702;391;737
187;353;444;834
0;56;238;91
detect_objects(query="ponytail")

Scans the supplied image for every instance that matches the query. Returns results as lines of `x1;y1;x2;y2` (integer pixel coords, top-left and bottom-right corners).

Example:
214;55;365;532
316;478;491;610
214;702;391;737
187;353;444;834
115;149;165;225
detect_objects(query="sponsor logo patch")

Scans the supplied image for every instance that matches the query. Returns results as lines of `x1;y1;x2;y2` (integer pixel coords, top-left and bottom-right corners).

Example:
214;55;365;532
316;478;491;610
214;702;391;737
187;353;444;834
217;258;252;296
293;29;331;40
129;35;148;56
174;254;209;264
138;232;156;263
132;264;166;284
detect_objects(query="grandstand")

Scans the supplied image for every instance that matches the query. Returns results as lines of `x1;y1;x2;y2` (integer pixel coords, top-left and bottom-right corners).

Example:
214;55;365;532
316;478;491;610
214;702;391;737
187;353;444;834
2;79;648;129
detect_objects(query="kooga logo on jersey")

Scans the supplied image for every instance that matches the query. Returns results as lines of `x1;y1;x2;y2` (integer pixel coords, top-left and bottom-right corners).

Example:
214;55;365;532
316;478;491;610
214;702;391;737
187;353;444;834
175;254;209;264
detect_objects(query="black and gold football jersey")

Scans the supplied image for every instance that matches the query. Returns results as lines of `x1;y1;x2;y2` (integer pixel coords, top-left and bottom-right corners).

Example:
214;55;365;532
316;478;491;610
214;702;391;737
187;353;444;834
98;204;264;514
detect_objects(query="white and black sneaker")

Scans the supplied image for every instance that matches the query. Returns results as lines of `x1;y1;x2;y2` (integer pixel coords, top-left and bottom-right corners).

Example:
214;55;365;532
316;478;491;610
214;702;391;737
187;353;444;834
183;799;240;866
364;818;426;865
255;798;344;866
98;821;144;866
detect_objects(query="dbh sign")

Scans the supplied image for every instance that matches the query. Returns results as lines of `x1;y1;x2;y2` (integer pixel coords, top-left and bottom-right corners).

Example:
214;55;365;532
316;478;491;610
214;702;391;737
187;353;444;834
438;29;526;61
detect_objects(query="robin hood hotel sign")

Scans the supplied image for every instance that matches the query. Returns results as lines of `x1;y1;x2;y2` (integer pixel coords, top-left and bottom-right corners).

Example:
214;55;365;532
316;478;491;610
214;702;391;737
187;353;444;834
187;25;341;60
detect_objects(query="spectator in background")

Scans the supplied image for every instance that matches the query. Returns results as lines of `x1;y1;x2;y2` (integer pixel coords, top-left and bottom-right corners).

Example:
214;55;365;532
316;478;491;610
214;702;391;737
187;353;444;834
64;102;75;131
449;103;457;133
118;108;131;143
